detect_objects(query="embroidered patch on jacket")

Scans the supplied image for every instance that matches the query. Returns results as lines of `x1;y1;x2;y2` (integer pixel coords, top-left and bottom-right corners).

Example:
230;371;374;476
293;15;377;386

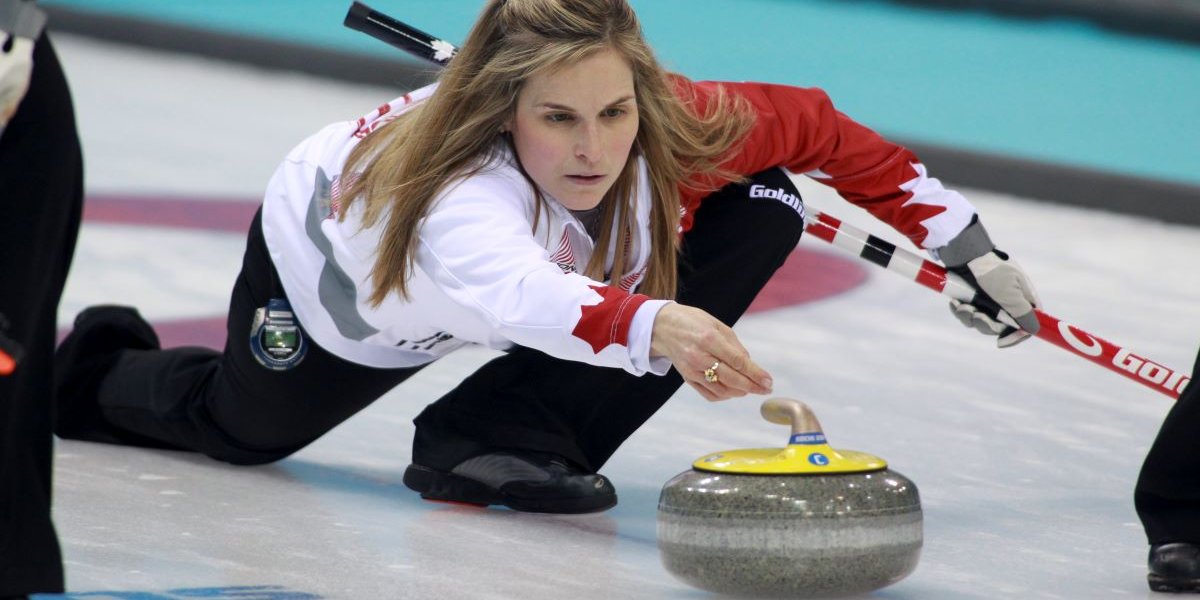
549;231;577;273
250;298;307;370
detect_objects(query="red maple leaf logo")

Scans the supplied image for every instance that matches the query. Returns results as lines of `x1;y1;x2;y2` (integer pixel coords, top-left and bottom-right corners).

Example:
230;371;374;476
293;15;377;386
571;285;650;354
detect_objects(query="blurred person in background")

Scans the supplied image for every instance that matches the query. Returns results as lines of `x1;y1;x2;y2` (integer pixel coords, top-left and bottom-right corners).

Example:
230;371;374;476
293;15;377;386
1137;348;1200;593
0;0;83;596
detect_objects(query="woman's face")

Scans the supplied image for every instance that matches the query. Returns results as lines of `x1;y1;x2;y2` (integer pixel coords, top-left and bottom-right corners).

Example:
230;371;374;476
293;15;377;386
507;48;639;211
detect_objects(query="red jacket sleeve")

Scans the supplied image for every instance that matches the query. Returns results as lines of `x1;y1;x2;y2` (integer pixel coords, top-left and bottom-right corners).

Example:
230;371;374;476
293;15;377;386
677;79;975;250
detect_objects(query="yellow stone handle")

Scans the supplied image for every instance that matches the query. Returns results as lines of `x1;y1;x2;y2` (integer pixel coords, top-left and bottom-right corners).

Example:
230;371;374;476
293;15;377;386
760;397;825;438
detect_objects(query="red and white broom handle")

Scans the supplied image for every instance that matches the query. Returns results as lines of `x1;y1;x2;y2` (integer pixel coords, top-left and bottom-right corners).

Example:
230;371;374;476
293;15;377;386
804;210;1188;400
342;2;1189;400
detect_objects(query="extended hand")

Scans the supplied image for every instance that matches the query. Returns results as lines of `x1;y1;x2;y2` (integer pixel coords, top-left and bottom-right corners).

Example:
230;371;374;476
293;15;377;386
949;251;1041;347
939;217;1041;348
650;303;773;401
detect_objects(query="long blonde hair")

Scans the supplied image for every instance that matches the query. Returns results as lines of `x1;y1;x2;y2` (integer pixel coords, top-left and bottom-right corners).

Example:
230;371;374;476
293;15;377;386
340;0;755;304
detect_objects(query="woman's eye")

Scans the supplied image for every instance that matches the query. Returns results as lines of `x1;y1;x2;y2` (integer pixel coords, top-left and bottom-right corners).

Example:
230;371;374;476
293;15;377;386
602;107;626;118
546;113;574;123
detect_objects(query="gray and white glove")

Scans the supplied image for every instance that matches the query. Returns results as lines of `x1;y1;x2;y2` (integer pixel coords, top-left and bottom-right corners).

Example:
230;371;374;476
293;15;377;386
1;1;46;130
938;216;1041;348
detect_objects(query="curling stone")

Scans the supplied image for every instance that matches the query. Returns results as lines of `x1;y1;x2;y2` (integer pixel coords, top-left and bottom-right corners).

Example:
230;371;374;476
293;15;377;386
657;398;922;598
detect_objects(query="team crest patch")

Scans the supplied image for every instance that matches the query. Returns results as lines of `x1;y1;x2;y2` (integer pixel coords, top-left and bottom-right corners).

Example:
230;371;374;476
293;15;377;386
250;298;307;370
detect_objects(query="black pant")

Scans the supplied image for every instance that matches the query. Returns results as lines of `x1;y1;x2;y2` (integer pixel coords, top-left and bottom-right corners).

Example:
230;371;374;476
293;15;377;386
65;168;805;475
1135;347;1200;544
82;208;425;465
0;35;82;595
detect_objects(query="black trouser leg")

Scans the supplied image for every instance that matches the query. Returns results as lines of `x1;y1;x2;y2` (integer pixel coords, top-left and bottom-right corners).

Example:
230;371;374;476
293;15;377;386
78;211;424;465
0;35;80;595
412;168;806;472
1135;346;1200;544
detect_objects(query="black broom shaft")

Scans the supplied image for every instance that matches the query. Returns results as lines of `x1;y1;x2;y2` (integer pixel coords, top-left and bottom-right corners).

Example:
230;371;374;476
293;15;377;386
343;1;455;66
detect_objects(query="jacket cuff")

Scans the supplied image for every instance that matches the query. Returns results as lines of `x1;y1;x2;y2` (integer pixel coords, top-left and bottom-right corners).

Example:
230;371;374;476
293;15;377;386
629;299;672;376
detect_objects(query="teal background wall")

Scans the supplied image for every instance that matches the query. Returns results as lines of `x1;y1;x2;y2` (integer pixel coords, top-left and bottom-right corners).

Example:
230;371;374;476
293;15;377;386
42;0;1200;188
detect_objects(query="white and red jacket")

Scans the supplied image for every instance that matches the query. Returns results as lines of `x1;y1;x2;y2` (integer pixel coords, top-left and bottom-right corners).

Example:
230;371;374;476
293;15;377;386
261;80;975;375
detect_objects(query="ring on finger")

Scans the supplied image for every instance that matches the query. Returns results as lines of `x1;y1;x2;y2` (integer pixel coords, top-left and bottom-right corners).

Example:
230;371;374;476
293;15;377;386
703;361;720;383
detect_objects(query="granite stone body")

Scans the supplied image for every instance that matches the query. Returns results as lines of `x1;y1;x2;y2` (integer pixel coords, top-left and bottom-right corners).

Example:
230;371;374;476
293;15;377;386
657;468;922;598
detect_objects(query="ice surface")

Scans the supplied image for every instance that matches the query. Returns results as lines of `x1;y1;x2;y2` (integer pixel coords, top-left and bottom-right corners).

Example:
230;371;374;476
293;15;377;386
42;34;1200;599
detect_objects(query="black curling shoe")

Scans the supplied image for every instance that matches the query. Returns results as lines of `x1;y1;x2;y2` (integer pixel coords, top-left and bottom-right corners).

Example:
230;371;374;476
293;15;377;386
1149;542;1200;593
53;305;160;443
403;451;617;514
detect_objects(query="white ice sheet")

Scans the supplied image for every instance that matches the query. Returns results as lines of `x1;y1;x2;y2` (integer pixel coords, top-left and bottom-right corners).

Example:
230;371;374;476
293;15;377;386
44;35;1200;599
